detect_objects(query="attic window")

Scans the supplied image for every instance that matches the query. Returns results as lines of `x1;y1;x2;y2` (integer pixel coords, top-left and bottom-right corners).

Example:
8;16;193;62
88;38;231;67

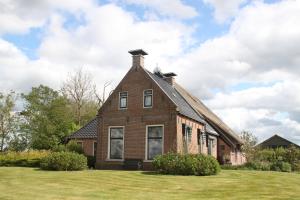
144;89;153;108
119;92;128;109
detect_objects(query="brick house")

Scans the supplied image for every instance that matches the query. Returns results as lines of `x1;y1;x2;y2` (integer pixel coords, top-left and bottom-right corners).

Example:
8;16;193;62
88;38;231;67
68;49;245;169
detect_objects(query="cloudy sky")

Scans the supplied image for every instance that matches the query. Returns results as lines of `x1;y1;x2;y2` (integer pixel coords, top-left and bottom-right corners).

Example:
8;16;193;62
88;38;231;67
1;0;300;144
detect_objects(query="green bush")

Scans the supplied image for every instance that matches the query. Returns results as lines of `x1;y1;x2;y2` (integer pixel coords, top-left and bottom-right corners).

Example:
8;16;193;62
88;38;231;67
66;140;84;154
153;153;220;176
271;161;291;172
52;144;68;152
87;156;96;168
52;141;84;154
0;150;50;167
40;152;87;171
244;161;271;171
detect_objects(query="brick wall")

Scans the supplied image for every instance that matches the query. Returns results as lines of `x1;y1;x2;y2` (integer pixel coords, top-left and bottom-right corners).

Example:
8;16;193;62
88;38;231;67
176;115;217;158
72;139;97;156
96;66;177;169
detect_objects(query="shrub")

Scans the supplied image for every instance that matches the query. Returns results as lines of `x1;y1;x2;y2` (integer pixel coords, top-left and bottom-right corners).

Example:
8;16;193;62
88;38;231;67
66;140;84;154
52;144;68;152
0;150;50;167
40;152;87;171
52;141;84;154
87;156;96;168
244;161;271;171
292;162;300;172
152;153;220;176
271;161;291;172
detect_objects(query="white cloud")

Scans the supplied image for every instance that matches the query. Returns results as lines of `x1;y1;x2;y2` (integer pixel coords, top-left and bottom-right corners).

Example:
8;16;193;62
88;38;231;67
122;0;198;19
169;0;300;143
0;0;93;35
0;2;195;93
203;0;247;23
0;0;300;144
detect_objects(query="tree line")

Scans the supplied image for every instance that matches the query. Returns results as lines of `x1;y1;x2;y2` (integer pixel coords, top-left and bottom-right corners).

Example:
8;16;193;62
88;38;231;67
0;69;111;152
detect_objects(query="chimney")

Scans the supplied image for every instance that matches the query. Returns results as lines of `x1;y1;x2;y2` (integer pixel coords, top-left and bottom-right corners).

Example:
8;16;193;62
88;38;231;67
163;72;177;86
128;49;148;68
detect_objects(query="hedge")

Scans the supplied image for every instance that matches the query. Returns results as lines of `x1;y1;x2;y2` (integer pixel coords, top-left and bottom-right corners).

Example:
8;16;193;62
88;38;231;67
153;153;220;176
0;150;50;167
40;151;87;171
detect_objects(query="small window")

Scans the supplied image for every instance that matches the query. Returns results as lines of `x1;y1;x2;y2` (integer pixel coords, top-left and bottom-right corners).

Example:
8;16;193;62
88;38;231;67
186;126;192;143
109;127;124;159
202;134;206;145
119;92;128;109
147;125;163;160
144;89;153;108
197;129;201;145
93;142;97;157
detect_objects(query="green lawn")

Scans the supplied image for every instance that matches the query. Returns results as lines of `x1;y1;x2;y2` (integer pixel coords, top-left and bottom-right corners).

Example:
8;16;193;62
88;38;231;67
0;167;299;200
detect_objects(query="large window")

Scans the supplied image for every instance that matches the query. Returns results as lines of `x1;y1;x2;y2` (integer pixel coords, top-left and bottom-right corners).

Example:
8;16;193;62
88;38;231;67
143;89;153;108
182;124;192;153
119;92;128;109
147;125;163;160
109;127;124;159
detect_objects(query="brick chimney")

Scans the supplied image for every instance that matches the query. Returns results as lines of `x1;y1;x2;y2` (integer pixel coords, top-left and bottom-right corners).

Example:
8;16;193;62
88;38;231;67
128;49;148;68
163;72;177;86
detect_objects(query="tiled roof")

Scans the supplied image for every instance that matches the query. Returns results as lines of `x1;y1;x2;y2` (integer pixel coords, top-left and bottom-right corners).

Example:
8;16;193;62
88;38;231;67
67;118;97;139
146;70;206;124
173;83;243;144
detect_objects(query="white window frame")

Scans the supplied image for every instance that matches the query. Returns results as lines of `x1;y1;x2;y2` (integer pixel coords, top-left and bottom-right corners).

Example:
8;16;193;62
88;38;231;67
119;91;128;110
107;126;125;161
145;124;164;161
143;89;153;108
93;141;97;156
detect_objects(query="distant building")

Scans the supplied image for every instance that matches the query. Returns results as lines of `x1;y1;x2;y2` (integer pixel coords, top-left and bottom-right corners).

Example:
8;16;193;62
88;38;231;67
257;134;300;149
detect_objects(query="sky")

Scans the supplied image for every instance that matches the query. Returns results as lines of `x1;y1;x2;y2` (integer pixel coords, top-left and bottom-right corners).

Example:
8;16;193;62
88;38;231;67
0;0;299;144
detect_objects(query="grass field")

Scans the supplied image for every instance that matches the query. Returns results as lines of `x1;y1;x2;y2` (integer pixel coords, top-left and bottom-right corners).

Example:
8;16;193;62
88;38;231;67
0;167;299;200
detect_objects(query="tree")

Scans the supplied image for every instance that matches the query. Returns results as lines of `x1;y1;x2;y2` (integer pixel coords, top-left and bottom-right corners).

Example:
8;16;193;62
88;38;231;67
8;131;30;152
240;131;258;162
0;91;19;152
62;69;94;126
94;81;112;108
21;85;75;150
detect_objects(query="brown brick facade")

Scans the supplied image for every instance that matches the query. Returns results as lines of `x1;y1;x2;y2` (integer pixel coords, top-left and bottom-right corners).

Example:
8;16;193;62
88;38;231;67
96;65;177;169
66;50;246;169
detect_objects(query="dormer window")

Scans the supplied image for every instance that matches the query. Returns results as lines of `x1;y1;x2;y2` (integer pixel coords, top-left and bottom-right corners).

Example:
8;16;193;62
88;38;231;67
119;92;128;109
143;89;153;108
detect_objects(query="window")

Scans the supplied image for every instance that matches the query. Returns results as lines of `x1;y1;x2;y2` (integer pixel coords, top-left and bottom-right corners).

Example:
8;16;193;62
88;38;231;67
202;134;206;145
119;92;128;109
208;139;213;155
93;142;97;157
147;125;163;160
197;129;201;145
186;126;192;143
182;124;192;154
109;127;124;159
144;89;153;108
